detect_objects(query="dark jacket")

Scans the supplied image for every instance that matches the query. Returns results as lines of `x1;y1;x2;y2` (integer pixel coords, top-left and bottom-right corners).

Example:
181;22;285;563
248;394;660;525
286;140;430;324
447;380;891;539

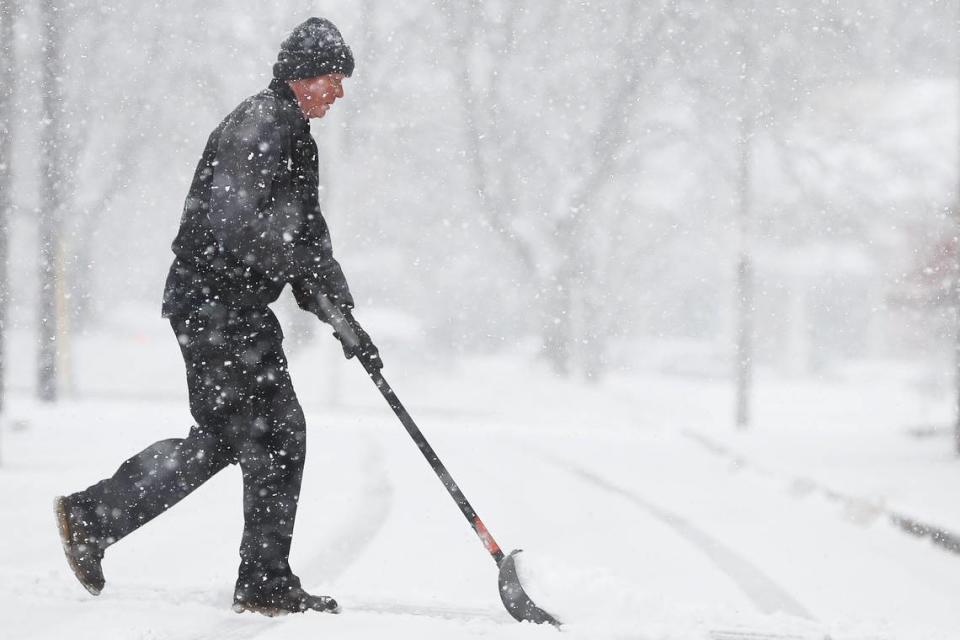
162;78;352;321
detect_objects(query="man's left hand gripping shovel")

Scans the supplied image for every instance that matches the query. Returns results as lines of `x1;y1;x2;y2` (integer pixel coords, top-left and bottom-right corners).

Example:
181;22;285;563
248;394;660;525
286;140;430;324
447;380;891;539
318;295;561;627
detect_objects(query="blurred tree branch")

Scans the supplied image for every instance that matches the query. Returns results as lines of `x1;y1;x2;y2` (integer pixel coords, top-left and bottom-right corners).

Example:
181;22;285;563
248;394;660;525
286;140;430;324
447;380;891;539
442;0;677;374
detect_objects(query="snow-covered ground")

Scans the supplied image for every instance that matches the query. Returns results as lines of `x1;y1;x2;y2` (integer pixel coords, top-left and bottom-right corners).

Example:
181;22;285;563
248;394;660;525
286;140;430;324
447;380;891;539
2;319;959;639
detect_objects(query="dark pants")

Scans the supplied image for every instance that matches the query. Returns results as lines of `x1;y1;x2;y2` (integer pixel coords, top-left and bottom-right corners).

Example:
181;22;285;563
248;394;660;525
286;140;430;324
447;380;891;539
69;305;307;594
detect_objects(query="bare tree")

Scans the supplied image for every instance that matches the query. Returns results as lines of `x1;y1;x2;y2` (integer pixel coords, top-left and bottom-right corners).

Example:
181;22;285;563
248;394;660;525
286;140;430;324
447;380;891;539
685;0;887;428
443;0;675;376
955;0;960;455
0;0;15;416
734;18;757;429
61;5;162;330
0;0;15;456
38;0;65;401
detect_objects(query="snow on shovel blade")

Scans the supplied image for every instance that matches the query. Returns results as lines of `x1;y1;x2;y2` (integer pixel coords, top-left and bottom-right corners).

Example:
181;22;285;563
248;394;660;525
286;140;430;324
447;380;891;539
498;549;561;627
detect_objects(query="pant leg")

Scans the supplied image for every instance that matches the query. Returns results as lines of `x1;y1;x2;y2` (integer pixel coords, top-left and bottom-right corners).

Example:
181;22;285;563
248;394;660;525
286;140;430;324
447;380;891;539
231;345;307;591
71;424;232;547
66;310;251;547
69;304;307;587
176;306;308;592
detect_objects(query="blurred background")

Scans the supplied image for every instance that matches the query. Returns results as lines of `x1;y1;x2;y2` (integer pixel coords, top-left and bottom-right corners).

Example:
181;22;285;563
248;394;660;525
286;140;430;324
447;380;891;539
0;0;958;438
7;3;960;636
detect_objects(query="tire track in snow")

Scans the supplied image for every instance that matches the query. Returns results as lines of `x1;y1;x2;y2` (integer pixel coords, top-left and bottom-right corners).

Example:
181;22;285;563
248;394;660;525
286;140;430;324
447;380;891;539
684;429;960;560
297;433;394;582
535;450;814;621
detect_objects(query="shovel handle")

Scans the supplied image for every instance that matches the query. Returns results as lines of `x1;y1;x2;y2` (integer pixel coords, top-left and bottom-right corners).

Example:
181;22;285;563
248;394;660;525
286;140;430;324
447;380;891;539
318;294;505;565
368;366;505;565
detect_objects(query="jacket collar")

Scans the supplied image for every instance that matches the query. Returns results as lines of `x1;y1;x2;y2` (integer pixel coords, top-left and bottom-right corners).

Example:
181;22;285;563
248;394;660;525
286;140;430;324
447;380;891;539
269;78;309;126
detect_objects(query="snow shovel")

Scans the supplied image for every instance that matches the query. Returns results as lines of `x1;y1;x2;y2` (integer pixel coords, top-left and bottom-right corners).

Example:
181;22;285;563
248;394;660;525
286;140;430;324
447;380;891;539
318;296;561;627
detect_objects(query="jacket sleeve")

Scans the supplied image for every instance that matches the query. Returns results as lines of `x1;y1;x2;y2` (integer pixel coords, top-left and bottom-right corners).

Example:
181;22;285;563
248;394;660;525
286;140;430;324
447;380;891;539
207;103;318;283
290;209;355;319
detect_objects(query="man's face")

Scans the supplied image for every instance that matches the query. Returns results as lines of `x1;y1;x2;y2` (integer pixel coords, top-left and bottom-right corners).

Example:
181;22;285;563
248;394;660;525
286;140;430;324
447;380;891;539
290;73;345;119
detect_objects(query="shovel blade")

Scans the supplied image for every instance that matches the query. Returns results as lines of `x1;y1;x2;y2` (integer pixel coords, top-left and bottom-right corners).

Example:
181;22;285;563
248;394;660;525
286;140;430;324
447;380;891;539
497;549;561;627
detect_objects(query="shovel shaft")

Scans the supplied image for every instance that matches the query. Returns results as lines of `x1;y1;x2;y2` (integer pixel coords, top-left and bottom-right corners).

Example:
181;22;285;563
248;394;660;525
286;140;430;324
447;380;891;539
316;294;504;565
365;364;505;566
318;297;560;626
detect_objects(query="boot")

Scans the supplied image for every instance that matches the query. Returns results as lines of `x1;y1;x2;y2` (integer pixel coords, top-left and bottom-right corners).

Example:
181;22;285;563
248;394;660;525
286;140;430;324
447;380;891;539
233;576;340;616
54;496;106;596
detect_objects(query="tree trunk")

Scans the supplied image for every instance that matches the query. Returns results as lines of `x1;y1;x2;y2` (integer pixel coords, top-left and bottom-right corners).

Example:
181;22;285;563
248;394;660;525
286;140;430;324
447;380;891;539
954;276;960;454
734;24;755;430
0;0;15;417
954;0;960;455
735;252;754;429
542;269;573;375
38;0;63;402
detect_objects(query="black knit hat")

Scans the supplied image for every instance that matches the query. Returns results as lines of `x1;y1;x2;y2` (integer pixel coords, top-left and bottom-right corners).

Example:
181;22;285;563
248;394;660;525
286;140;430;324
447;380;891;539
273;17;354;81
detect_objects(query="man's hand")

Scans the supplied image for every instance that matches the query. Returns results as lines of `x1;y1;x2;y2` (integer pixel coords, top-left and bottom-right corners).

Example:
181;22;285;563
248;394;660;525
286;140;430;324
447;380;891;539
334;310;383;370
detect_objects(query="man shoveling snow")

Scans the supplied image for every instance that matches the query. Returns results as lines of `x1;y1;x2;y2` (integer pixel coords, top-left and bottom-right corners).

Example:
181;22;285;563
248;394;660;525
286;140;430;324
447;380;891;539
53;17;380;617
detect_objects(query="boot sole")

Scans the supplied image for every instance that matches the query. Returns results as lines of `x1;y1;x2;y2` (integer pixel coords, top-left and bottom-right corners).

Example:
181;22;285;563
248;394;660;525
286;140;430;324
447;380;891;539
53;497;102;597
232;601;341;616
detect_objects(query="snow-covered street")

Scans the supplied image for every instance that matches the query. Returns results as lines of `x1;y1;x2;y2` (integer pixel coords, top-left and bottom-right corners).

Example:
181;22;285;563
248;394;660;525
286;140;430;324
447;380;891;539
3;3;960;639
2;326;959;640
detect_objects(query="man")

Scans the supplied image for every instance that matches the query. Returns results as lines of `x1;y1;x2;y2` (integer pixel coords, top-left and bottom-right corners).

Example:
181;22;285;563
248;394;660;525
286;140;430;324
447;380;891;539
53;17;380;616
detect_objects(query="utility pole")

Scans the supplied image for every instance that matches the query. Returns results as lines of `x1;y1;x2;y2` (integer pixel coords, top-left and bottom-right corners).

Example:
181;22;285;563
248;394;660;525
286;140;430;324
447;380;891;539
38;0;62;402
